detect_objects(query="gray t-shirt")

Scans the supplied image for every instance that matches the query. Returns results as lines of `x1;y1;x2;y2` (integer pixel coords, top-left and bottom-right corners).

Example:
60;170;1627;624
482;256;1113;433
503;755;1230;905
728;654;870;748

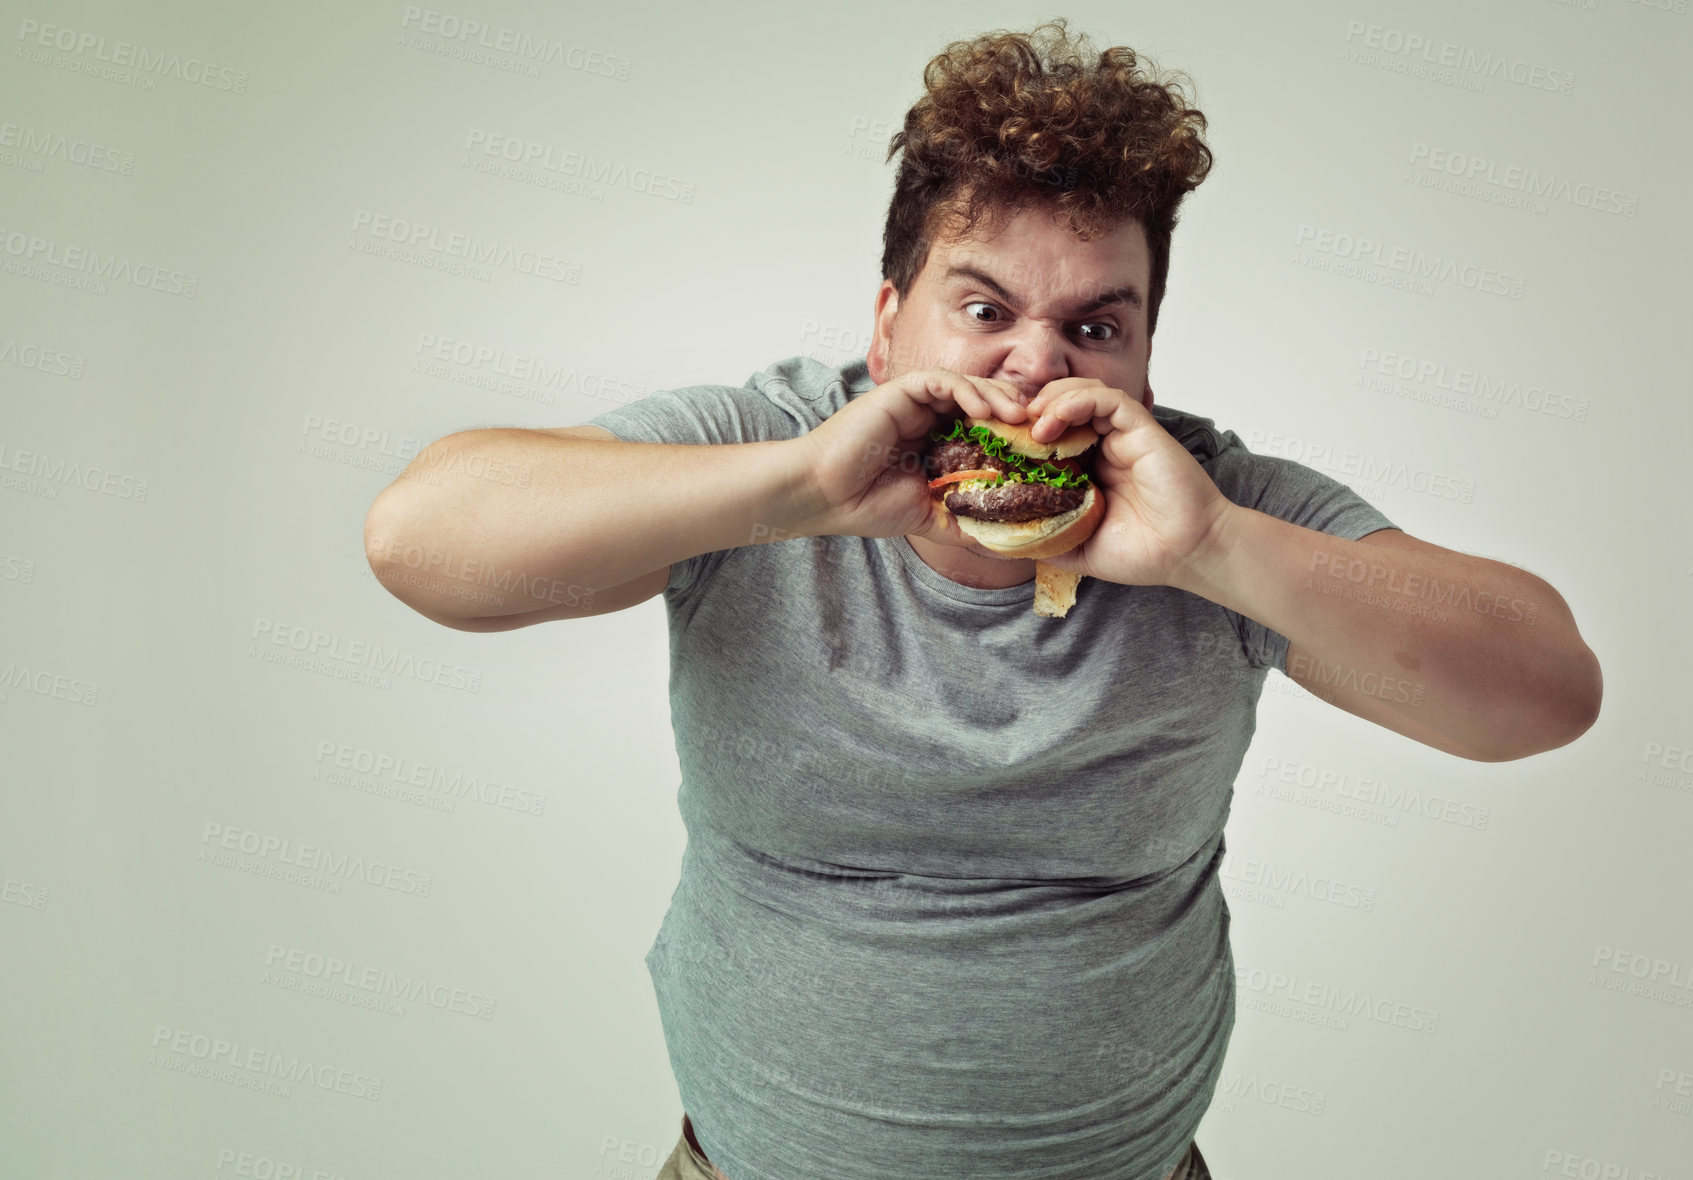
587;355;1396;1180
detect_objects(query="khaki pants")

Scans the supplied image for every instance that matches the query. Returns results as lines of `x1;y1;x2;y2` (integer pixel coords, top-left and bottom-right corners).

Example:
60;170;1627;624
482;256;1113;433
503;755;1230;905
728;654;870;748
655;1112;1213;1180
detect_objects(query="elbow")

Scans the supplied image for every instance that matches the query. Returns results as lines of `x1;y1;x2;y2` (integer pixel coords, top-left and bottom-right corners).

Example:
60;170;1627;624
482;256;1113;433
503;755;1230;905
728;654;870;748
1474;642;1603;762
363;436;459;563
363;486;425;609
361;473;526;631
364;489;403;575
1551;642;1604;749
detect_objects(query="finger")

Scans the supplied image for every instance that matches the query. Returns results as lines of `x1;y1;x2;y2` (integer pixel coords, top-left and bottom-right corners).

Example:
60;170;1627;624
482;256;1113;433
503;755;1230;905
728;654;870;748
910;499;975;549
965;376;1029;423
872;370;984;441
1026;376;1102;415
1052;385;1152;437
1031;389;1114;440
930;369;1011;424
892;370;1030;436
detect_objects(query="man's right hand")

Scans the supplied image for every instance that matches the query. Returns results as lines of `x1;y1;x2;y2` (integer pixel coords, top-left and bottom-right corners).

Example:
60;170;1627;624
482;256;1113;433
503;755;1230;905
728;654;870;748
792;368;1031;547
367;368;1032;631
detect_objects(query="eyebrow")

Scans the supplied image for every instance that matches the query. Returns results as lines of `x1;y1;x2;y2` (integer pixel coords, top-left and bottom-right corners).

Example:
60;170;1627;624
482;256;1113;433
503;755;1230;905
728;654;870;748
943;264;1144;316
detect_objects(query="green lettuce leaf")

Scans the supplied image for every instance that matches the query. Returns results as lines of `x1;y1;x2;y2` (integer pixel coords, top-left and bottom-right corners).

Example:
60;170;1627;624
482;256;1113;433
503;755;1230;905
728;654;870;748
927;419;1093;489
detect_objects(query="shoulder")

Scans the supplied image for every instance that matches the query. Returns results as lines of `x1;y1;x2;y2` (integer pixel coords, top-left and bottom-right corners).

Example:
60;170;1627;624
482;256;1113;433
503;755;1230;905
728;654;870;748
1150;402;1246;466
1149;401;1314;507
1151;402;1399;538
750;353;874;423
586;353;870;445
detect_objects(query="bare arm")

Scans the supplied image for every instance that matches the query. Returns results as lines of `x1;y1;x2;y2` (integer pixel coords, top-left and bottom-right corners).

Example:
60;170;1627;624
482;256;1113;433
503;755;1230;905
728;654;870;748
363;370;1036;631
1022;379;1602;761
363;424;818;628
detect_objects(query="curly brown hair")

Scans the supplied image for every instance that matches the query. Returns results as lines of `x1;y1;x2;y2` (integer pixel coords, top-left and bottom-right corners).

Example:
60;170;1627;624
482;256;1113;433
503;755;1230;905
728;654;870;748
881;19;1213;338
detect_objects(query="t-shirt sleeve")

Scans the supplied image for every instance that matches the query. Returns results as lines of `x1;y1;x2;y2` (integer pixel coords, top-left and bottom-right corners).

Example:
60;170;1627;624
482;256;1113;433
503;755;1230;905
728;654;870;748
583;382;805;596
1166;414;1399;674
585;383;800;449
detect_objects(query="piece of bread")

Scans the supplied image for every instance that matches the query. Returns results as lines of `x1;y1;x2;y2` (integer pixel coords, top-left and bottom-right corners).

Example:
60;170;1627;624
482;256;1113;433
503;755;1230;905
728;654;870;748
953;484;1105;560
965;415;1098;461
1033;562;1082;618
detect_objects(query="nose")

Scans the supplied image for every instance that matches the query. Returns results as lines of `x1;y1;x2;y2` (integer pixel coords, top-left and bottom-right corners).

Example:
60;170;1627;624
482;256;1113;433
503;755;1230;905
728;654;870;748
995;321;1070;401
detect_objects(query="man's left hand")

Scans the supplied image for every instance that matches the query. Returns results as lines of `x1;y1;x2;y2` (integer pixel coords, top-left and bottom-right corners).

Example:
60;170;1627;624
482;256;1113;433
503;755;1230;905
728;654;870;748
1023;377;1233;587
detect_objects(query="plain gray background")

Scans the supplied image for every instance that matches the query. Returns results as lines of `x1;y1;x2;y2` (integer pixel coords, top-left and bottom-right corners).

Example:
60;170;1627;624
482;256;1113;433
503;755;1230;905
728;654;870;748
2;1;1689;1177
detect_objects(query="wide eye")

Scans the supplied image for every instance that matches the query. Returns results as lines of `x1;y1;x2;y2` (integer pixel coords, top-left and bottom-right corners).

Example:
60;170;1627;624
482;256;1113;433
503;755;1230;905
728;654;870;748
963;301;1001;323
1077;322;1116;342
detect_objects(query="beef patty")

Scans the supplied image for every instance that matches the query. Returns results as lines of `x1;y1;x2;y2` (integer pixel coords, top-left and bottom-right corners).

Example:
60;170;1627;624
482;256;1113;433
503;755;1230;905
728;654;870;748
925;438;1089;524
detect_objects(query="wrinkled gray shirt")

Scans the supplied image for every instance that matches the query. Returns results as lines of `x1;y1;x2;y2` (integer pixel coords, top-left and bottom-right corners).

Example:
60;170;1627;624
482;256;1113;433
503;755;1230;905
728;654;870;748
587;355;1396;1179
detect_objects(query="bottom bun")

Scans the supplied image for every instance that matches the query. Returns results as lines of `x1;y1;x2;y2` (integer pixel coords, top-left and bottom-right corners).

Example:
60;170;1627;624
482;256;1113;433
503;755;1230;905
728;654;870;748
955;484;1104;561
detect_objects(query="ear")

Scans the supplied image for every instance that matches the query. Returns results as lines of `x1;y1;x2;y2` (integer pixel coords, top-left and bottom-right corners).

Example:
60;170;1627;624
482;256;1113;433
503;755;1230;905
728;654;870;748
1142;381;1155;411
867;280;900;385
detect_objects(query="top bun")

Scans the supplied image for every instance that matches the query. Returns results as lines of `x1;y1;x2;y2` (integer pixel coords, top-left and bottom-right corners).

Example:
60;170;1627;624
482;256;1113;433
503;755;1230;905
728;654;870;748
966;415;1099;462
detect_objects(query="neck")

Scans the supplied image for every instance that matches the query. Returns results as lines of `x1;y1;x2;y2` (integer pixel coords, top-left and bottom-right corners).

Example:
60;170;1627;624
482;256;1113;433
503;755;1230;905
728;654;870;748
905;534;1034;589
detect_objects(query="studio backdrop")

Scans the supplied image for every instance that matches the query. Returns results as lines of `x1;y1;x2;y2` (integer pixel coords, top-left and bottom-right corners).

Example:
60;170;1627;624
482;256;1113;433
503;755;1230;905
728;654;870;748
2;1;1689;1177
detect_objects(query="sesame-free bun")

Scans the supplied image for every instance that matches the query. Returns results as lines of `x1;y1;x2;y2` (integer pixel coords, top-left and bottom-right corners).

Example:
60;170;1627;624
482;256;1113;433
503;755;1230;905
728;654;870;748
955;483;1105;560
966;415;1099;461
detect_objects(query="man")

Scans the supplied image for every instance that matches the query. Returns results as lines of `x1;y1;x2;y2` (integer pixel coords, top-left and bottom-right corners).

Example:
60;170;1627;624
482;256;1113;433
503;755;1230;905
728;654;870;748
365;20;1601;1180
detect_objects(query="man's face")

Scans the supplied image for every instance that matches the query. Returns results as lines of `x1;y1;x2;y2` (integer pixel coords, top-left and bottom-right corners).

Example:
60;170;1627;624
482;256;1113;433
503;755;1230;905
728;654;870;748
866;200;1154;410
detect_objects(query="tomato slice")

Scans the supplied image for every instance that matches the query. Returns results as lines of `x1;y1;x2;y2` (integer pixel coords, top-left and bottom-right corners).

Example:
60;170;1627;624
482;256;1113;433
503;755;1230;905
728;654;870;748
927;468;1005;490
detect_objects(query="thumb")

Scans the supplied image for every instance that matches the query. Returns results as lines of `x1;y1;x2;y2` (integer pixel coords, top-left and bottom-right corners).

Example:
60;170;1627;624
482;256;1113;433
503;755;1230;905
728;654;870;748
909;498;983;550
1032;544;1090;577
909;498;959;544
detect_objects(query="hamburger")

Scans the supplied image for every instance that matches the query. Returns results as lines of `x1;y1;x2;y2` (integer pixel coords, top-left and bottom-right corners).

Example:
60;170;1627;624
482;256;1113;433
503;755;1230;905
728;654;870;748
923;414;1106;617
923;415;1105;560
